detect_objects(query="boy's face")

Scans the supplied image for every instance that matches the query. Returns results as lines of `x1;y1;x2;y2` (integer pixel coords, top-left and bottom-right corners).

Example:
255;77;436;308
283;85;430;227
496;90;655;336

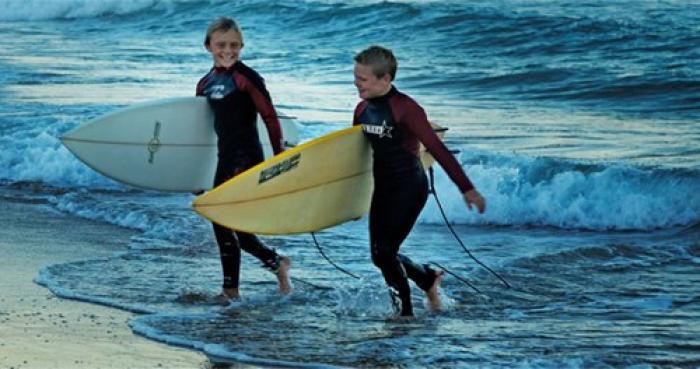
354;63;392;100
206;29;243;68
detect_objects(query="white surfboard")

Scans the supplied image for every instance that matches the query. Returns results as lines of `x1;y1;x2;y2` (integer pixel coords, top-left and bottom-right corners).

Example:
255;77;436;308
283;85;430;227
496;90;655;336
192;124;445;235
60;97;299;192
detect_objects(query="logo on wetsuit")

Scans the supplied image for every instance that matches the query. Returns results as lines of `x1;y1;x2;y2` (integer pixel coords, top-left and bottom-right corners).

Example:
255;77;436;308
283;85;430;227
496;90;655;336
362;120;393;138
207;85;228;99
202;72;236;100
258;153;301;184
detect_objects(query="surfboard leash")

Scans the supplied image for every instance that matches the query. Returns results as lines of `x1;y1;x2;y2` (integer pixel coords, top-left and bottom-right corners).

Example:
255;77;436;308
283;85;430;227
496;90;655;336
310;232;361;280
289;276;334;291
428;166;511;289
428;261;483;295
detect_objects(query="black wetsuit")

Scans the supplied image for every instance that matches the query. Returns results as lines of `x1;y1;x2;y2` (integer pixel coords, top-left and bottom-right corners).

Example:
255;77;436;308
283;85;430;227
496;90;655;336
353;86;474;316
196;61;284;289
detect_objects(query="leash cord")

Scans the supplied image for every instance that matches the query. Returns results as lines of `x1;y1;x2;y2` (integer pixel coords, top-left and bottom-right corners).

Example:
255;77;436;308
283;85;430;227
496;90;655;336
311;232;361;279
428;167;511;289
428;261;483;294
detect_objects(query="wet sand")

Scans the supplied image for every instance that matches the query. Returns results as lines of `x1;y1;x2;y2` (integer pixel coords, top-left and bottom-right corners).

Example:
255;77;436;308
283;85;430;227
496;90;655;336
0;198;210;369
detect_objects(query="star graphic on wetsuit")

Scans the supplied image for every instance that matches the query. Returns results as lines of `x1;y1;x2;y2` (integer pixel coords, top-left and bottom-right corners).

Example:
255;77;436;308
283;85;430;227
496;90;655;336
379;120;393;138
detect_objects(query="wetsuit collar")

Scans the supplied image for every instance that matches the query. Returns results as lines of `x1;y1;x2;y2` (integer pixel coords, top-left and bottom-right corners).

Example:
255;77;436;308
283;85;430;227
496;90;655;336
368;85;398;103
212;61;240;73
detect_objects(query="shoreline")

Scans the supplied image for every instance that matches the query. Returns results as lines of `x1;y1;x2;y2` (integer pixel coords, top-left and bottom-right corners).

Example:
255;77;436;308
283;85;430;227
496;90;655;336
0;198;210;369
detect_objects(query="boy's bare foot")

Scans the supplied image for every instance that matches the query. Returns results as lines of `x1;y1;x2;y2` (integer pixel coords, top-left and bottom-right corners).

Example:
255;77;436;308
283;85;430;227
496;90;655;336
222;287;240;299
426;270;444;312
276;256;292;295
214;287;240;304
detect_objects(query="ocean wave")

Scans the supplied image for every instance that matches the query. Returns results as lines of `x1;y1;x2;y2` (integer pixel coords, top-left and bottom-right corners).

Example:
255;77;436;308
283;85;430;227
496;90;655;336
2;115;697;233
46;189;209;245
3;0;697;119
421;155;700;231
4;120;698;233
0;128;115;187
0;0;198;21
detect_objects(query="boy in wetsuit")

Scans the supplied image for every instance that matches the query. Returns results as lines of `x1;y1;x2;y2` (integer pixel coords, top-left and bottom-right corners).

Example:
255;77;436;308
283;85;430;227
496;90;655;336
196;17;291;300
352;45;486;316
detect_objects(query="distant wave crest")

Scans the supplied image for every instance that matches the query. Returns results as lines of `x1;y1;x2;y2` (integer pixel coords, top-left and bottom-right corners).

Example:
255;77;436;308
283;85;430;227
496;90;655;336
422;155;700;231
0;0;196;21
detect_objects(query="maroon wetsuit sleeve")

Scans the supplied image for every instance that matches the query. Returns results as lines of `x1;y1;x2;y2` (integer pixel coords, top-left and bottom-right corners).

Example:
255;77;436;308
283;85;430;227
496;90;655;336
353;101;367;126
395;98;475;193
234;73;284;154
195;76;206;96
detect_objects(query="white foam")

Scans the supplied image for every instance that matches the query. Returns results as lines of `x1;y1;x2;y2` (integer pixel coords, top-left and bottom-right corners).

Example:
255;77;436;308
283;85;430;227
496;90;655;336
0;0;195;21
130;315;351;369
35;265;155;314
420;155;700;231
0;129;118;187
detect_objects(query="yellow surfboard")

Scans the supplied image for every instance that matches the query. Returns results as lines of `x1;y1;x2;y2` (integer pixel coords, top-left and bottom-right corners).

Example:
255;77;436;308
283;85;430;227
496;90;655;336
192;124;445;235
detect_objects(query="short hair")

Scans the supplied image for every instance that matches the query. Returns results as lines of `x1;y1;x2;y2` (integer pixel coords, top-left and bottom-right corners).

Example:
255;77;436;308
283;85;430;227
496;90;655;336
354;45;397;81
204;17;244;47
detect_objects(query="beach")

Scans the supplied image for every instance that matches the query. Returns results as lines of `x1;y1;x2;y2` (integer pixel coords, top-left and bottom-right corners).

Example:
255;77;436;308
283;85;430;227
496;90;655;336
0;198;208;369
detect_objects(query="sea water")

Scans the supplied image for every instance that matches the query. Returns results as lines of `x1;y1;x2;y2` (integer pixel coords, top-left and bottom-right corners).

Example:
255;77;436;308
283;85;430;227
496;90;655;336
1;1;699;368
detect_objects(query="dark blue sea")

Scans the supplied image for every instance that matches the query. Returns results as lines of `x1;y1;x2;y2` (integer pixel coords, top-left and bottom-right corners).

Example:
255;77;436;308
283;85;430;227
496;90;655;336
1;1;699;368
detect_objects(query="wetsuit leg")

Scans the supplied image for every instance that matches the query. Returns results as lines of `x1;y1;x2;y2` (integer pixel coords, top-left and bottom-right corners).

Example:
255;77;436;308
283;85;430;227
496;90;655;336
212;162;246;289
235;231;282;271
213;223;241;289
212;227;281;289
369;172;429;316
398;254;440;292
